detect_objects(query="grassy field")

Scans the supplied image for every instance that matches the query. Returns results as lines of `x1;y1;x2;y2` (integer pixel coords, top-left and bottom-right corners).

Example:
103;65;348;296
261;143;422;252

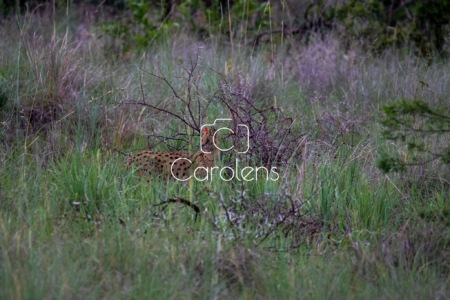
1;5;450;299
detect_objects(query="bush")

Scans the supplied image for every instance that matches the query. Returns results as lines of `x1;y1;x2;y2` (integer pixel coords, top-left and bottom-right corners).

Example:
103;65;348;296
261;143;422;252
377;98;450;173
331;0;450;55
100;0;269;53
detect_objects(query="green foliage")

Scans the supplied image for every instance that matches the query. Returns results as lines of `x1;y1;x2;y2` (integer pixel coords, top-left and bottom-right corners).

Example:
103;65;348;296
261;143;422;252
51;151;121;218
419;207;450;227
101;20;133;52
100;0;186;52
230;0;268;24
377;98;450;173
3;9;450;297
0;0;21;16
100;0;268;53
100;0;174;52
0;85;7;110
332;0;450;54
127;0;174;47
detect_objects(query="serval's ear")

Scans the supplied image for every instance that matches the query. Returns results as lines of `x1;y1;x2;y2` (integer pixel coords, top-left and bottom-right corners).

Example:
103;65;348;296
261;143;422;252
201;126;209;135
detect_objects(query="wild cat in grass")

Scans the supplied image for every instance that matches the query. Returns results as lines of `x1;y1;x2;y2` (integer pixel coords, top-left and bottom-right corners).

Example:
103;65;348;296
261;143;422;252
123;127;221;181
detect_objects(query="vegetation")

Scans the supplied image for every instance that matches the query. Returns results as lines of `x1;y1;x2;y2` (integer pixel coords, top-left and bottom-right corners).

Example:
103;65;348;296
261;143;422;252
0;0;450;299
378;98;450;173
333;0;450;54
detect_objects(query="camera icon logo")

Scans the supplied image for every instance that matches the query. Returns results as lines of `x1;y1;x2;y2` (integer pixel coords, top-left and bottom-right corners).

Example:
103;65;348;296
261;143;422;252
200;118;249;154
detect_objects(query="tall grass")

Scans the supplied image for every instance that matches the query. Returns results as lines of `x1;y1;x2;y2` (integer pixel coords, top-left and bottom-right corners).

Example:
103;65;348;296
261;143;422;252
0;4;449;299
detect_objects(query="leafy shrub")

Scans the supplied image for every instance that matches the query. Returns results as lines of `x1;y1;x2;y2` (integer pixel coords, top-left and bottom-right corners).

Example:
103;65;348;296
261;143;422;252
377;98;450;173
331;0;450;54
99;0;180;53
100;0;269;53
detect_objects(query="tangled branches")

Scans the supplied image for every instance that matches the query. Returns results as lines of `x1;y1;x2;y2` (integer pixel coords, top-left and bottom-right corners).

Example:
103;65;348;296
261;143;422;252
120;45;305;169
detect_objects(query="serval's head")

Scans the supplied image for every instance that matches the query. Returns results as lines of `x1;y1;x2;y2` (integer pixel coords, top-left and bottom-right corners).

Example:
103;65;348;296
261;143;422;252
201;127;220;154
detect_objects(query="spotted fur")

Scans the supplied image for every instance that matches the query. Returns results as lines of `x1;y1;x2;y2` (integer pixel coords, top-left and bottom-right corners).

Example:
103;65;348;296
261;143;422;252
123;127;220;180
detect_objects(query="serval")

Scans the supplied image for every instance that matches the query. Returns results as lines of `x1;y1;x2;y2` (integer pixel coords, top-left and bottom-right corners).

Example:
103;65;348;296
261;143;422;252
123;127;220;180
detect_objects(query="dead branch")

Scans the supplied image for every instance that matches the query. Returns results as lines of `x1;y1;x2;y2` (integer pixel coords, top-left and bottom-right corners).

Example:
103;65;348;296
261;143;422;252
154;197;201;221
